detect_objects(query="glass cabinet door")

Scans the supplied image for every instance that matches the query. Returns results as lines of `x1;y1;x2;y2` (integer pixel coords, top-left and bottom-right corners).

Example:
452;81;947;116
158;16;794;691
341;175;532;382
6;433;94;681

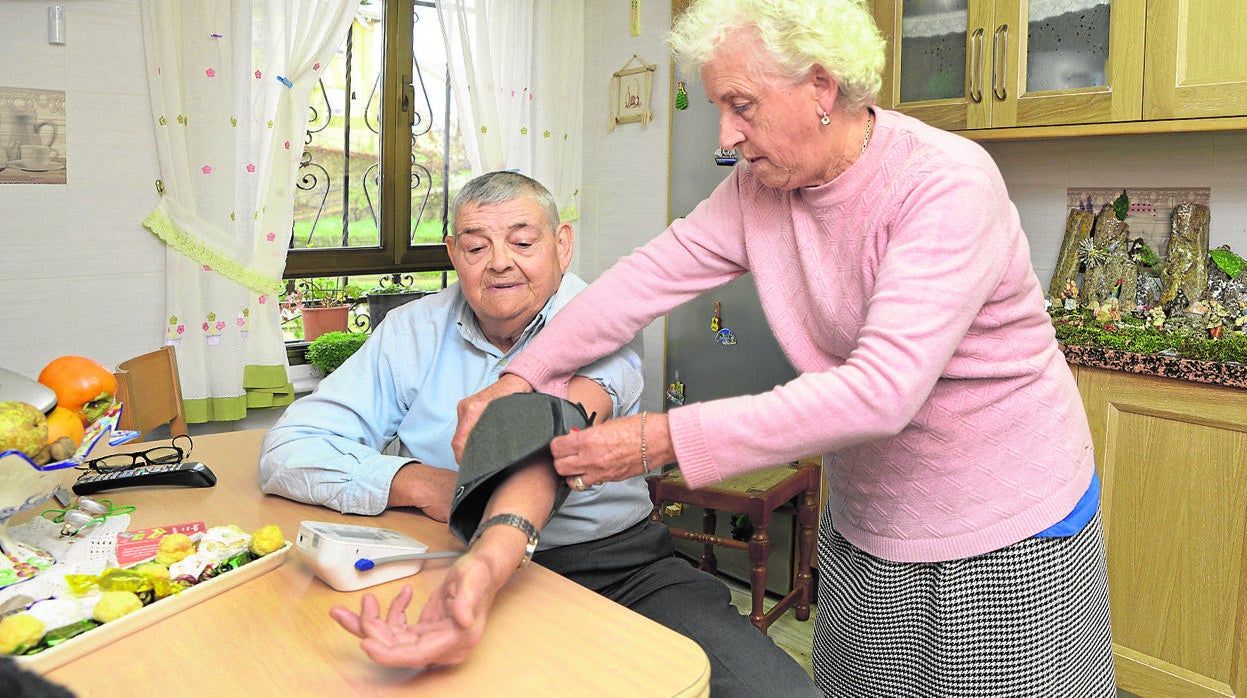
875;0;1143;130
992;0;1143;127
898;0;968;103
877;0;992;130
1023;0;1110;93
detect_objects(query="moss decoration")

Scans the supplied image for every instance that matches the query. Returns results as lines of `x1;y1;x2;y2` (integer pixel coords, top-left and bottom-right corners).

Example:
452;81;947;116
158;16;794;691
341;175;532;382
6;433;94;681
1052;310;1247;364
1210;248;1245;279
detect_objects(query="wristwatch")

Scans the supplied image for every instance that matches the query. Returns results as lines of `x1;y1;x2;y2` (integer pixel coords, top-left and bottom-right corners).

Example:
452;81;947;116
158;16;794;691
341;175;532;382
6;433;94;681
469;513;540;568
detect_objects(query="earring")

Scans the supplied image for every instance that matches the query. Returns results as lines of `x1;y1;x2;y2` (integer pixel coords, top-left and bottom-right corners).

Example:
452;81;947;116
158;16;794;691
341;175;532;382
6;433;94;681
820;111;831;126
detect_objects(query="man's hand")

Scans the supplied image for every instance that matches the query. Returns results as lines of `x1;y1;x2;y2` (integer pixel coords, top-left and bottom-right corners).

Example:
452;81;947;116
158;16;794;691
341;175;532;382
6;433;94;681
452;373;534;463
388;463;458;522
328;552;500;669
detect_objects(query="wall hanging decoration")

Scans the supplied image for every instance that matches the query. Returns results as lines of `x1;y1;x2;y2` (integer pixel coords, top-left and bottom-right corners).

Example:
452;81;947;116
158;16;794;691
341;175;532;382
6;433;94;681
0;87;67;185
609;54;656;130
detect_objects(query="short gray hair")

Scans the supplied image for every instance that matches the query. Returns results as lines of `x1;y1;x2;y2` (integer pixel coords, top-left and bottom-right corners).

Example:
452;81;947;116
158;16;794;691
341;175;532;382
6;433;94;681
449;171;561;237
670;0;885;112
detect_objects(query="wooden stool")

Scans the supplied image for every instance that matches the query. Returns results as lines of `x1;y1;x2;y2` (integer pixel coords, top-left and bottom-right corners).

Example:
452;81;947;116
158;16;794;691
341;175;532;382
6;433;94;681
648;462;820;634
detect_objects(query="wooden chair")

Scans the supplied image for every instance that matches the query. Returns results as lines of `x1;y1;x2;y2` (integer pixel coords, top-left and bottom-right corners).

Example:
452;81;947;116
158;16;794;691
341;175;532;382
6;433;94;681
114;345;188;440
648;461;821;634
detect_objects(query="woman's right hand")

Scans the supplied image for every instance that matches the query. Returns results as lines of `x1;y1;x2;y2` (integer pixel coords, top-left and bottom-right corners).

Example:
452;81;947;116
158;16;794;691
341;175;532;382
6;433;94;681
452;373;534;463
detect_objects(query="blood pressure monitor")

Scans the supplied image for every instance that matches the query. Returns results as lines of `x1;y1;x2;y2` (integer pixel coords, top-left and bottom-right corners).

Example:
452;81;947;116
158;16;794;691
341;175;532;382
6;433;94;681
295;520;459;591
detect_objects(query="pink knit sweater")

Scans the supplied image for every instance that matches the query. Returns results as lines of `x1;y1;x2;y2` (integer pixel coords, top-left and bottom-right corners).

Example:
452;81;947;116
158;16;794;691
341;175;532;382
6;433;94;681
508;108;1094;562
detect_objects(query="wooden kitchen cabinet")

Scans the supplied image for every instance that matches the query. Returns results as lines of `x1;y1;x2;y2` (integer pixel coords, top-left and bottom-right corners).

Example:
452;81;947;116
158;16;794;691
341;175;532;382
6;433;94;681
1076;366;1247;697
1143;0;1247;120
872;0;1144;131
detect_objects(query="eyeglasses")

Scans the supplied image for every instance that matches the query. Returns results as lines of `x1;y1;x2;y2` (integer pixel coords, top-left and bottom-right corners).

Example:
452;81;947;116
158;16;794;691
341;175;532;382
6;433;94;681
79;434;193;473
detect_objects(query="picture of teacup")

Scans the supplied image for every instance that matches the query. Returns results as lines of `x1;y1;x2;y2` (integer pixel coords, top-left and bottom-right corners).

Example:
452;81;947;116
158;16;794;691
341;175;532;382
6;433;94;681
20;144;58;166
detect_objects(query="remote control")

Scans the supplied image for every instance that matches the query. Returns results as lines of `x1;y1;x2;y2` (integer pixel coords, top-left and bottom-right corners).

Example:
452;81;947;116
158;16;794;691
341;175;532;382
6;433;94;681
72;461;217;495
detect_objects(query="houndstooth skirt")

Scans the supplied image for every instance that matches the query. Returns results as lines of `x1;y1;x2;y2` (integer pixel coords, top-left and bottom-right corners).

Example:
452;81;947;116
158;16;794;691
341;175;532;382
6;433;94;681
812;507;1115;697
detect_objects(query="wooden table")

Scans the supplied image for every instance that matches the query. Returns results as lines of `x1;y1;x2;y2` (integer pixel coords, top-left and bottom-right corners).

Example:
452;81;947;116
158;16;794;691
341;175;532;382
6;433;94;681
35;430;710;697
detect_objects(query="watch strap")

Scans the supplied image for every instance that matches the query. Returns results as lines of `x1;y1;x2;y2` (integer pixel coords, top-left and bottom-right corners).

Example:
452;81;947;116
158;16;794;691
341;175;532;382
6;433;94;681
469;513;540;568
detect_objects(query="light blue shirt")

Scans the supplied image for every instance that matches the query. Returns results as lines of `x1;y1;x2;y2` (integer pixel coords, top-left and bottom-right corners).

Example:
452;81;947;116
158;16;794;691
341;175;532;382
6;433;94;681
259;273;649;548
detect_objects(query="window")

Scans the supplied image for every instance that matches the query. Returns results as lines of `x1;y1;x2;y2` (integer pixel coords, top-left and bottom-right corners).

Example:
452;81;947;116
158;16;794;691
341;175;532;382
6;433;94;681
281;0;469;340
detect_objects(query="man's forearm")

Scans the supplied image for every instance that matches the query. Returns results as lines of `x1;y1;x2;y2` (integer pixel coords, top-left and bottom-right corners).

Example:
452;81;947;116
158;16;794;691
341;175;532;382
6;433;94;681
470;458;560;577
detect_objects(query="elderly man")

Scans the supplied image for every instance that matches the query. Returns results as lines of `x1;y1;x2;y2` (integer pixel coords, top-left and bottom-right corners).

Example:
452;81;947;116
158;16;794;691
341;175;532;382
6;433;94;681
259;171;816;696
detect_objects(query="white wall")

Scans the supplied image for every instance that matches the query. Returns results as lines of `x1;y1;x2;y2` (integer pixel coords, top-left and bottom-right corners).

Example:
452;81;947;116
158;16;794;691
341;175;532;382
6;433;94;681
3;0;1246;410
577;0;673;414
0;0;163;379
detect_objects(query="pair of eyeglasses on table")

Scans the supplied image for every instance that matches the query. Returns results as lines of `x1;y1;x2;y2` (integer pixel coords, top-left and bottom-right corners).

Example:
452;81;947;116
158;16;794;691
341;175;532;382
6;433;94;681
71;434;216;494
75;433;193;473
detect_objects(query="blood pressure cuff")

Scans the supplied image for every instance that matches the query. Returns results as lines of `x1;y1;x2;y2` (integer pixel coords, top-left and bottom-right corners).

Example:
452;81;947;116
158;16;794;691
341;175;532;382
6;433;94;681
448;392;595;545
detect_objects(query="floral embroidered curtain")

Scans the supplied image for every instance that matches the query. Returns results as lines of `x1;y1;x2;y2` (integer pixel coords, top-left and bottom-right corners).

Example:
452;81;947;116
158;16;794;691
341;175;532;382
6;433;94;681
139;0;360;423
435;0;584;221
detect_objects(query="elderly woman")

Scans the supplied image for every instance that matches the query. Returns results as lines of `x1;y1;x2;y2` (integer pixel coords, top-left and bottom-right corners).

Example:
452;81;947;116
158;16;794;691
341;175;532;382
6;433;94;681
455;0;1115;695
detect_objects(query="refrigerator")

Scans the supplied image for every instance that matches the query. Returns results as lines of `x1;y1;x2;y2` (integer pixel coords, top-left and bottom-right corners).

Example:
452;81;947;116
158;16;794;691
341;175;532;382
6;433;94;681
662;73;802;595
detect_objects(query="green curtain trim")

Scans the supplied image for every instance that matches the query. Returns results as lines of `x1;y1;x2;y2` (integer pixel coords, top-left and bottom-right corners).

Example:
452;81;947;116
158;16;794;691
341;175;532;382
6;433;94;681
243;364;291;390
143;207;285;297
559;205;579;223
183;361;295;424
184;396;248;424
247;384;295;409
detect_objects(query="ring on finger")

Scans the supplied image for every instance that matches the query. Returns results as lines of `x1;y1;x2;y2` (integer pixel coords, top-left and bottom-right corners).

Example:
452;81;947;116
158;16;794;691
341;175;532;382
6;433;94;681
572;475;587;491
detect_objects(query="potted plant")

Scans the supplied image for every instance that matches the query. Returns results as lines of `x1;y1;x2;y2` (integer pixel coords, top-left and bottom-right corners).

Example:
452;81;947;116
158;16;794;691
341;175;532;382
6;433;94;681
305;331;368;376
365;283;428;329
297;278;364;341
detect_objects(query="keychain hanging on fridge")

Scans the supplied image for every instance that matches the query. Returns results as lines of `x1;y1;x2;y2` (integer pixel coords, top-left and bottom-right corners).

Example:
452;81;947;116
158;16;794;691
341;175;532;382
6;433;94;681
711;301;737;346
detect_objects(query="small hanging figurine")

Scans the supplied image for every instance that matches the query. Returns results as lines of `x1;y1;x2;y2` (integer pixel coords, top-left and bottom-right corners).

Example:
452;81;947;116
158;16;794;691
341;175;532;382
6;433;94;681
675;81;688;111
710;301;736;345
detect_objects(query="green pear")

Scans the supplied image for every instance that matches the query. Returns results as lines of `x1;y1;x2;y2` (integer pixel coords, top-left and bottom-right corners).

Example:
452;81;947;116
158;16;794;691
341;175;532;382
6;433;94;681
0;401;49;459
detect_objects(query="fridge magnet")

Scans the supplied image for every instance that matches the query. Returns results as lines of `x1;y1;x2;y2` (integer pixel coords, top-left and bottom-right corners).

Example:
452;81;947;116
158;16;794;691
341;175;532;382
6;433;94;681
714;147;738;166
675;81;688;111
609;54;656;131
666;377;685;406
711;301;736;345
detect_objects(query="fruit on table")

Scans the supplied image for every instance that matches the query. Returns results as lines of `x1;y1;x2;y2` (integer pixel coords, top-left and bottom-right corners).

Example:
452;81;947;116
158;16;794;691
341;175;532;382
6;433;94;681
28;436;78;466
0;612;46;655
37;355;117;426
0;401;49;459
45;405;85;447
92;591;144;623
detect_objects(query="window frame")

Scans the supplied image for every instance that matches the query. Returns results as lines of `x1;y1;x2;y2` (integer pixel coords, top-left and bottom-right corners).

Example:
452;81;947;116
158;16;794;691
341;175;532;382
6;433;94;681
282;0;453;280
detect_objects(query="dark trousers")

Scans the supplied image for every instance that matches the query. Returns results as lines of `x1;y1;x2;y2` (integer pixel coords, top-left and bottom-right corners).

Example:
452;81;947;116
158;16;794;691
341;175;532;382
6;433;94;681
534;520;820;698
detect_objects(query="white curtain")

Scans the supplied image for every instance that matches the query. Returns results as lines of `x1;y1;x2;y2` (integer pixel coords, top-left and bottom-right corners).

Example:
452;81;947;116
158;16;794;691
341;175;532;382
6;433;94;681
435;0;584;220
140;0;361;423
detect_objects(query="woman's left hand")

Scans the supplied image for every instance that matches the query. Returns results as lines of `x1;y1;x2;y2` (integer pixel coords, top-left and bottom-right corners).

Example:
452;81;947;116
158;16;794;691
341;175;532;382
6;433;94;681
549;411;674;489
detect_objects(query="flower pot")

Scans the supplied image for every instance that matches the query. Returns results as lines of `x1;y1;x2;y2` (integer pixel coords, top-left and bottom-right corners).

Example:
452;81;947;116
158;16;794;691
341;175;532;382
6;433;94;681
302;305;350;341
365;291;427;329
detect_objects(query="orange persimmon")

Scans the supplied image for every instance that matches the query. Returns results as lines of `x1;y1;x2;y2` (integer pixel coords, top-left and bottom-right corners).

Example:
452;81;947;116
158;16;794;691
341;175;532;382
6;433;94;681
37;355;117;426
45;406;85;447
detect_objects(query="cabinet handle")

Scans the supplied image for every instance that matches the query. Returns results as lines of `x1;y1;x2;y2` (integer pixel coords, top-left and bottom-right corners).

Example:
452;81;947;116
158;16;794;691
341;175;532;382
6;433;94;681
969;27;984;103
992;24;1008;100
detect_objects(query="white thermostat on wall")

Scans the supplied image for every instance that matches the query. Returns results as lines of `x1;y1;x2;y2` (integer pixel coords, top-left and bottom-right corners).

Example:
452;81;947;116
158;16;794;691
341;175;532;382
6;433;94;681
295;520;461;591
